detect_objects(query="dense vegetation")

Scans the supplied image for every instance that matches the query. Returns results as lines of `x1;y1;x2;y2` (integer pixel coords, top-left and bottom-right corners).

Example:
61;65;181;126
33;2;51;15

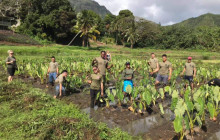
0;66;134;140
0;45;220;139
0;0;220;50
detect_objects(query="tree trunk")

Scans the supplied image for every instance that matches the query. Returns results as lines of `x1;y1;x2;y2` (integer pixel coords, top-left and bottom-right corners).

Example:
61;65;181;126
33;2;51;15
130;40;133;49
68;32;81;46
82;36;86;47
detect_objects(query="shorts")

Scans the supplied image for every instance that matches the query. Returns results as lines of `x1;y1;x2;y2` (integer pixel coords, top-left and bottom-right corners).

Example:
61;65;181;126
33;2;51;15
156;74;168;84
7;68;15;76
184;75;193;83
123;80;133;92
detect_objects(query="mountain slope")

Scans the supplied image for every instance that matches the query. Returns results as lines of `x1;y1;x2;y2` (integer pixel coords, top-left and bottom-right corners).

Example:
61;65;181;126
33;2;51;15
68;0;111;17
172;13;220;28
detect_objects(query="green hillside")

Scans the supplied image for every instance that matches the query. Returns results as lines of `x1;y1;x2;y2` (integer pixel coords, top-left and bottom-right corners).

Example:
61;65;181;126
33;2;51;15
172;13;220;28
68;0;111;18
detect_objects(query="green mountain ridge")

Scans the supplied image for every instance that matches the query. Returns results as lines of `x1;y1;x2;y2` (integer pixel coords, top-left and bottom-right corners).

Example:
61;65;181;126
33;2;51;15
68;0;111;18
171;13;220;28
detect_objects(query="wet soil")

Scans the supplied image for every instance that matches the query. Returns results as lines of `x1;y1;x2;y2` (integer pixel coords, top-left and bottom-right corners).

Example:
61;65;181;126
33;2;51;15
11;74;220;140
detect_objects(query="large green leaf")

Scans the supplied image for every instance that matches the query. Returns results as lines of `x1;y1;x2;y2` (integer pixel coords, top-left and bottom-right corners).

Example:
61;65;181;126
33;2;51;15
159;103;164;115
207;102;215;118
174;116;183;133
174;98;186;116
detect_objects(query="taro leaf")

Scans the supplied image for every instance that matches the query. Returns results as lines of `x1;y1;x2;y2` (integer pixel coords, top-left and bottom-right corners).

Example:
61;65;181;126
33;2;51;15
193;89;201;101
143;89;152;105
207;102;215;118
164;86;170;93
184;115;190;130
213;86;220;105
185;100;194;112
159;103;164;115
195;98;205;115
108;93;115;102
174;116;183;133
196;116;202;127
172;90;179;98
171;98;178;111
174;98;186;116
159;88;164;99
126;85;132;94
96;92;100;100
139;102;143;111
112;89;116;97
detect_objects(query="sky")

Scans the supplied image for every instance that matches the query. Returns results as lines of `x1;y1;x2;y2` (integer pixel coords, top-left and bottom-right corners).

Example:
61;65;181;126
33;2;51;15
94;0;220;25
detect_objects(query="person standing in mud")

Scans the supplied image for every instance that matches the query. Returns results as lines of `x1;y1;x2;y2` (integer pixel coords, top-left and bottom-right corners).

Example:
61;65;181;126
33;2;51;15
154;54;172;88
46;56;59;87
6;50;17;83
148;53;159;78
181;57;196;90
87;66;104;108
92;51;113;94
54;70;68;99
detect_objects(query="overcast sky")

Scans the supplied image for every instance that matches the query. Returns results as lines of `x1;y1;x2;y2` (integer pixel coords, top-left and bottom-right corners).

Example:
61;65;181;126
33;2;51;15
94;0;220;25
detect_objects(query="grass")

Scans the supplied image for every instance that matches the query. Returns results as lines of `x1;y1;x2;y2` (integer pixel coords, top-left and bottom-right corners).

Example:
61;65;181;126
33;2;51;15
0;72;135;140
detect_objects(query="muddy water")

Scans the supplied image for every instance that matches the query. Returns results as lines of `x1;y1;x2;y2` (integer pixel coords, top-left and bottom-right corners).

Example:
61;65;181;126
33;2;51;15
208;131;220;140
82;106;174;135
121;109;174;135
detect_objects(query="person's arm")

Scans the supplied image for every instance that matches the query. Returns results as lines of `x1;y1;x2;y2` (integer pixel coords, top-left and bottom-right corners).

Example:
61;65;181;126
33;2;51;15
193;66;196;78
59;83;62;96
181;68;186;76
101;82;104;97
92;58;97;66
151;63;159;74
56;63;59;75
87;75;92;84
168;65;172;81
6;58;13;64
107;62;113;69
47;66;50;75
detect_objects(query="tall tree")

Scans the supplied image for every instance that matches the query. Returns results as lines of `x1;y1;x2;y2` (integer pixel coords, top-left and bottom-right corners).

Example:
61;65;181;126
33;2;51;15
69;10;100;47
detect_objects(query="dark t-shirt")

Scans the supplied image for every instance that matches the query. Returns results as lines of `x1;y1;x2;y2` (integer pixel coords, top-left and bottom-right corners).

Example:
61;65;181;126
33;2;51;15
208;78;220;87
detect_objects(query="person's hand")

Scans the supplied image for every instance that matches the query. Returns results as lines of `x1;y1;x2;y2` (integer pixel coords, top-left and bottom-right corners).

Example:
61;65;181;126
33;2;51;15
47;73;49;76
101;92;104;97
134;83;136;87
59;93;62;97
10;61;13;63
193;75;196;78
127;77;132;80
150;72;154;75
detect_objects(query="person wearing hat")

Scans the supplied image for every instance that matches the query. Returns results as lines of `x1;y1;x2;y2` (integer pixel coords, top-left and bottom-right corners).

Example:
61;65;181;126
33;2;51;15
148;53;159;78
181;57;196;90
87;66;104;108
54;70;68;99
46;56;59;87
122;62;134;93
154;54;172;87
6;50;17;83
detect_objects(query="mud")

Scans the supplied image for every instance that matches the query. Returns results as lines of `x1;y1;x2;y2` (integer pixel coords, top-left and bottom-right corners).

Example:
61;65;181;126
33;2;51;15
11;74;220;140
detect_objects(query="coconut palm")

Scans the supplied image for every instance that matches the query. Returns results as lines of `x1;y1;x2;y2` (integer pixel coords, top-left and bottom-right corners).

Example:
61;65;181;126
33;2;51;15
68;10;100;47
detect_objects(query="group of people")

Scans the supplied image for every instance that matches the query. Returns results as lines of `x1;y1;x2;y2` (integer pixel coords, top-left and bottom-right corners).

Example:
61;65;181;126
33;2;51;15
5;50;220;108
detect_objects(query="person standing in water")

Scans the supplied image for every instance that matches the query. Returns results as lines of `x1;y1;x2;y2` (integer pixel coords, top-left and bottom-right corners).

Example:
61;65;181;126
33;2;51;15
46;56;59;87
5;50;17;83
87;66;104;108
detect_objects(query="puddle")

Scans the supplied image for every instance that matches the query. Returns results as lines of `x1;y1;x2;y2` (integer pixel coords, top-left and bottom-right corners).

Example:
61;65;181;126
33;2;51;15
82;105;175;136
121;109;174;135
208;131;220;140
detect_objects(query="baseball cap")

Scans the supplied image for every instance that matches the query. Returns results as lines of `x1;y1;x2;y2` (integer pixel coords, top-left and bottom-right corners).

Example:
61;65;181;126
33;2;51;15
188;57;192;60
125;62;130;65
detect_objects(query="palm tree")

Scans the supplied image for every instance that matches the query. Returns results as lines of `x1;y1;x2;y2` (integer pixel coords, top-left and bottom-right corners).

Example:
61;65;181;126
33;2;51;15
68;10;100;47
125;23;139;49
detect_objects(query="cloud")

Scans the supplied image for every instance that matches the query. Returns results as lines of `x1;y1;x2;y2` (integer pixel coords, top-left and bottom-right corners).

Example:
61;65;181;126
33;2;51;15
94;0;220;25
